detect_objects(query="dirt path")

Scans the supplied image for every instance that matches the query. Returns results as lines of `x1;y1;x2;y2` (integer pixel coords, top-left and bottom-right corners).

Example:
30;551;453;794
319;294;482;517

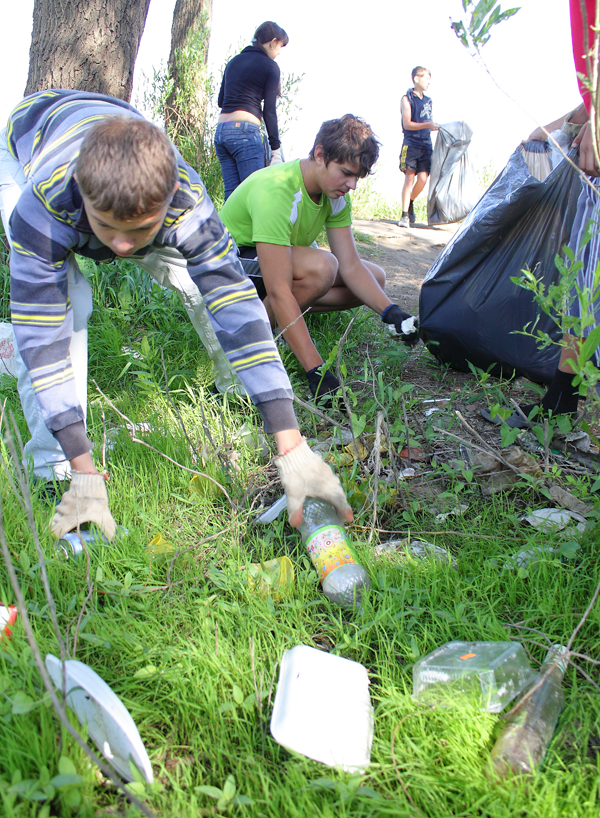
353;218;458;313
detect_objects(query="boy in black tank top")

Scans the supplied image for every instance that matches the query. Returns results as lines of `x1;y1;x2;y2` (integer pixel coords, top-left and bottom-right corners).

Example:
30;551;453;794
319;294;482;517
398;67;438;227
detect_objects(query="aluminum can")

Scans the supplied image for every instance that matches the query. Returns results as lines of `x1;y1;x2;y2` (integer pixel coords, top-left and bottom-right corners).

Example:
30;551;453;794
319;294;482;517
55;526;128;560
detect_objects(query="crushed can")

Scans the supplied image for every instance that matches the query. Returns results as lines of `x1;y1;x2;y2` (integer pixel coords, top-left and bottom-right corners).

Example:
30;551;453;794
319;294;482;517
55;526;128;560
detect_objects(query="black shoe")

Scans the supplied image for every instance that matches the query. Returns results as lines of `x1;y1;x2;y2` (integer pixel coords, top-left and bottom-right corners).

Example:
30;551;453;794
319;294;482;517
480;406;541;429
408;200;416;225
33;478;69;505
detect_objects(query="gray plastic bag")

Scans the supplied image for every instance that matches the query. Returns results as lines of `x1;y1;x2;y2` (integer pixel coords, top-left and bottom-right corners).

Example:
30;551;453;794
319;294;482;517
427;121;480;225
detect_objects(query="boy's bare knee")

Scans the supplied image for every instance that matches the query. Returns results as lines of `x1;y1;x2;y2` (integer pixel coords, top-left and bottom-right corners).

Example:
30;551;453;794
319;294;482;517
309;251;338;293
373;265;386;288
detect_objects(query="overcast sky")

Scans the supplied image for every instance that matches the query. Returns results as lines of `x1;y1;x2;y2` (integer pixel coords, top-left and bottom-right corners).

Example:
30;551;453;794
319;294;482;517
2;0;579;202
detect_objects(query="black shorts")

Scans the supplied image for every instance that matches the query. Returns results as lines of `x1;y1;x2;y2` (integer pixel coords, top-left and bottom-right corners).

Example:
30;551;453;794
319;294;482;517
238;245;267;300
400;143;432;174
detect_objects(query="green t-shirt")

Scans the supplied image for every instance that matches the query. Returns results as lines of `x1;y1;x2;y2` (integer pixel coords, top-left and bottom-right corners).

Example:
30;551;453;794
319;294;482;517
219;159;352;247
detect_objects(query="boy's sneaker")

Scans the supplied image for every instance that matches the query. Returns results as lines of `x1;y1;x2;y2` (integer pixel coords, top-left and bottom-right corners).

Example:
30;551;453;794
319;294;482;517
408;200;416;225
397;214;410;228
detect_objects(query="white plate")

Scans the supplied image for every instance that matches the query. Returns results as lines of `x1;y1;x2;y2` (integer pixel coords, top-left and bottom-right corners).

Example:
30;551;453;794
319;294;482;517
270;645;373;773
45;654;153;783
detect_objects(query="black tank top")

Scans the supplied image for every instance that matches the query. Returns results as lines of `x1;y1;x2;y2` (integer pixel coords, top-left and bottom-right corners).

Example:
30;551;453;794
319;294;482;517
402;89;433;148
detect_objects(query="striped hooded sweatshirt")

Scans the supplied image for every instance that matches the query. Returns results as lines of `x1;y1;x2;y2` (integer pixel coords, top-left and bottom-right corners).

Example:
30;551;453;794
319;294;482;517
6;90;296;458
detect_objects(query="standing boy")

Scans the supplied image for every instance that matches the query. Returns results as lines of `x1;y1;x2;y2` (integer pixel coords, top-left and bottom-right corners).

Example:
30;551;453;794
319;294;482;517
220;114;419;401
0;89;351;538
398;67;439;228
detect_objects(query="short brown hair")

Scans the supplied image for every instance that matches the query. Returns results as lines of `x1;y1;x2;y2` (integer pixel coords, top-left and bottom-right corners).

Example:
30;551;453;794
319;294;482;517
75;116;178;219
309;114;380;178
253;21;289;46
412;66;430;81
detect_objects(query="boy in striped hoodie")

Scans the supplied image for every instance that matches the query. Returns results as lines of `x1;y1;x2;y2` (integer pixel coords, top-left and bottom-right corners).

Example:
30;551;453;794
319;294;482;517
0;90;350;539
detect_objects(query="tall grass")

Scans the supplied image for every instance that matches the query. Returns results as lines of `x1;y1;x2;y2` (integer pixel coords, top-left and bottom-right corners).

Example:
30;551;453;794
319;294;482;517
0;246;599;816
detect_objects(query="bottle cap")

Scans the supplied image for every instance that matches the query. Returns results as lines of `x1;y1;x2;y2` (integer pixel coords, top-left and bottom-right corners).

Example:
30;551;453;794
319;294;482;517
544;644;569;674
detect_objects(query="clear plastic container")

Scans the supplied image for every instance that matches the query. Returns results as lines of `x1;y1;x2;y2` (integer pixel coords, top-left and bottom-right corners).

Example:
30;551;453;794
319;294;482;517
413;641;535;713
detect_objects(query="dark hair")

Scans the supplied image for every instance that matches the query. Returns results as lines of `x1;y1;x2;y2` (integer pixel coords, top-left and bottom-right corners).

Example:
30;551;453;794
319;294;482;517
75;116;178;219
411;66;430;81
309;114;380;177
252;21;289;46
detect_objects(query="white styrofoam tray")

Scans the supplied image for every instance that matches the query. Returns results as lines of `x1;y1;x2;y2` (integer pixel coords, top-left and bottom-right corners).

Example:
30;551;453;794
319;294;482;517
45;654;153;783
270;645;373;773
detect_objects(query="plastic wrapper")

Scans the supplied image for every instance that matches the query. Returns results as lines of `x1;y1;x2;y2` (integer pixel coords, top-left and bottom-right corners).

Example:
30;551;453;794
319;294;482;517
0;323;18;378
427;121;480;225
420;148;582;384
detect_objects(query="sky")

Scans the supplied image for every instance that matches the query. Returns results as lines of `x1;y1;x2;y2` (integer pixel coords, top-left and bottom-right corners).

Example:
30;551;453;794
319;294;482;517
2;0;580;203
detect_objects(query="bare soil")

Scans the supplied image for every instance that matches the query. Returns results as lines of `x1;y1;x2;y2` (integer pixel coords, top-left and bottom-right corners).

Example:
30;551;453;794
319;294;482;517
353;217;458;314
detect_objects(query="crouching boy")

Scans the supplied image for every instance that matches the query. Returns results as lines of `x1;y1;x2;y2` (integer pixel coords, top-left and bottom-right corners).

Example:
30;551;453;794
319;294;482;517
0;90;351;538
219;114;420;400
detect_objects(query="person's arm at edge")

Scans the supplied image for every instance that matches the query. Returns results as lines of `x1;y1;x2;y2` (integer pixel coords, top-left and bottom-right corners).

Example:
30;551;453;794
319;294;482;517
262;63;281;150
527;104;588;140
574;121;600;175
217;69;226;109
255;241;323;371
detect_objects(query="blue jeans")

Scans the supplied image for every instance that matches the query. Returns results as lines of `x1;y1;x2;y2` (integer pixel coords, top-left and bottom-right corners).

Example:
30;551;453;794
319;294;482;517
214;121;264;200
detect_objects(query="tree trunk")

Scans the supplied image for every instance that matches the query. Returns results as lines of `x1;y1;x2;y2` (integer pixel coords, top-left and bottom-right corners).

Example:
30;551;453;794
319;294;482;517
165;0;213;139
24;0;152;102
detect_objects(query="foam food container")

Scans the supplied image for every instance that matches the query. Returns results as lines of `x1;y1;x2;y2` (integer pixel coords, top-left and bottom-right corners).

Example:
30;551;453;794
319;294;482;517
45;654;153;783
270;645;373;772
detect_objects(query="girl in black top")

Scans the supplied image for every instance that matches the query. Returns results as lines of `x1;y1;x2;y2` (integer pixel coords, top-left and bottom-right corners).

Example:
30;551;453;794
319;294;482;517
215;21;288;200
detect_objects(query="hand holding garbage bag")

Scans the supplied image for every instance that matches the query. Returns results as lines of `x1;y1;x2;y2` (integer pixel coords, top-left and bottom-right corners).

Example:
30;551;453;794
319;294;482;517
381;305;420;346
575;121;600;176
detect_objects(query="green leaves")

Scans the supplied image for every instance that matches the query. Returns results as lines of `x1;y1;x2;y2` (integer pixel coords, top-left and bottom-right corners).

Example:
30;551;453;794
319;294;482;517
451;0;520;52
4;758;83;808
195;774;253;811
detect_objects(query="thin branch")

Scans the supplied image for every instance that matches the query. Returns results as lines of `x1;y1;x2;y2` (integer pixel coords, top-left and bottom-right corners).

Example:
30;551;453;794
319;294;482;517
390;714;424;815
435;425;524;475
293;394;349;430
0;489;157;816
160;347;199;466
71;533;95;659
92;381;234;508
367;411;384;547
1;411;67;662
569;659;600;693
335;312;370;473
567;576;600;651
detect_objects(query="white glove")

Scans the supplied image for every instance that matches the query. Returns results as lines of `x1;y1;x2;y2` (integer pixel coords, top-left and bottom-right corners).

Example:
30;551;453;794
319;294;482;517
269;148;284;165
273;439;352;527
51;472;117;541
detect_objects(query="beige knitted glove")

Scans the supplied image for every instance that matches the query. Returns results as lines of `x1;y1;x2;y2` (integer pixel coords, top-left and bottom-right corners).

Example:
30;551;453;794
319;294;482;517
273;438;353;528
50;472;117;541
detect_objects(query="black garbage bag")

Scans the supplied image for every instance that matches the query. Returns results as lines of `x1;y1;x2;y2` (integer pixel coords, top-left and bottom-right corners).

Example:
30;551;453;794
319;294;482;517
419;147;582;384
427;121;480;225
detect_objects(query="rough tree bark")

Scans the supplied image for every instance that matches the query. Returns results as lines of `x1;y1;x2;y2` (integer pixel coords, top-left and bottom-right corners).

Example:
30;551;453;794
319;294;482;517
165;0;213;137
24;0;152;101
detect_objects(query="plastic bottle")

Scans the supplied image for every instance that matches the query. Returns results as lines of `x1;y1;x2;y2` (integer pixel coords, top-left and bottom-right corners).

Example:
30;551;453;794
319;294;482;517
489;645;569;778
297;497;371;608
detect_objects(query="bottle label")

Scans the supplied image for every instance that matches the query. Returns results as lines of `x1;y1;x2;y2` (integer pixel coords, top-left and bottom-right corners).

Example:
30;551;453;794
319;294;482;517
305;525;356;582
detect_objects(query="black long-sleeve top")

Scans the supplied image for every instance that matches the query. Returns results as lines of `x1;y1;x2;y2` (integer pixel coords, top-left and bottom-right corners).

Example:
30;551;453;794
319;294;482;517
217;45;281;150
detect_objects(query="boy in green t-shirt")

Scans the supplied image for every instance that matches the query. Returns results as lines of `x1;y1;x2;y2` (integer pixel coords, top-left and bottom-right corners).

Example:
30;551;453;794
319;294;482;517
220;114;419;399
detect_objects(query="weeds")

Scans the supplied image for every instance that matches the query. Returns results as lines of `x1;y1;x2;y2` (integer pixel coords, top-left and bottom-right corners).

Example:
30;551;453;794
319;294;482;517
1;238;600;817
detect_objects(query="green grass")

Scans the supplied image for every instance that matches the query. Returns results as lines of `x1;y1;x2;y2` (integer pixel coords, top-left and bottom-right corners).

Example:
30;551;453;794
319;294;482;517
351;176;429;223
0;248;599;817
